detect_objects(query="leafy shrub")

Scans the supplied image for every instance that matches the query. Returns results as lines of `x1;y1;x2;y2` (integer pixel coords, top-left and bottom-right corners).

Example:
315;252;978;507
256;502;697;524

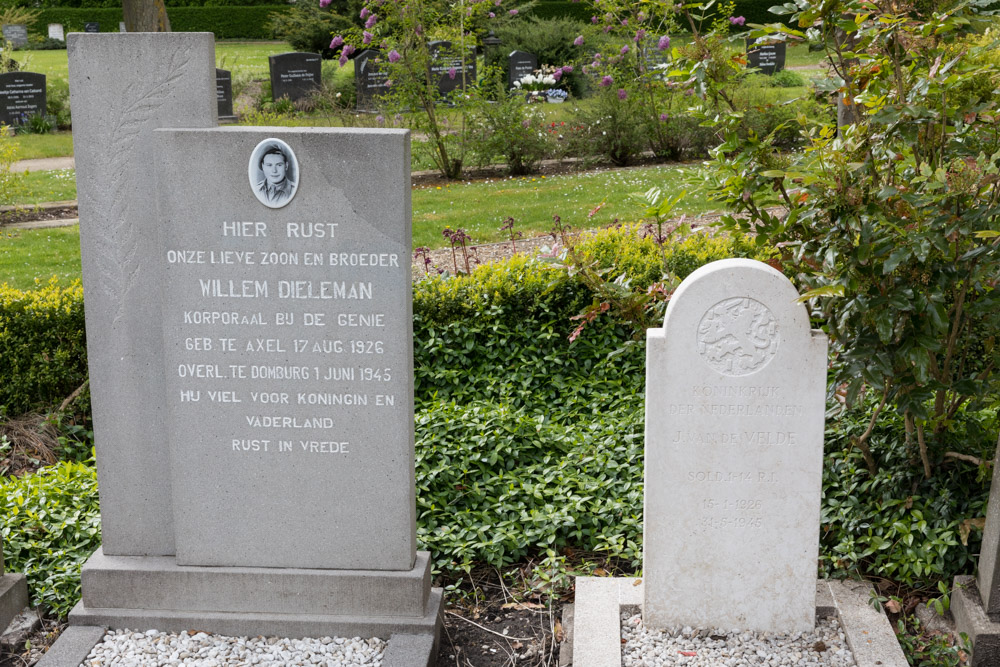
648;111;719;161
26;37;66;50
0;280;88;417
568;87;648;166
0;130;25;206
1;460;100;617
17;113;53;135
46;77;71;130
820;404;994;585
770;69;806;88
468;73;555;175
268;3;357;59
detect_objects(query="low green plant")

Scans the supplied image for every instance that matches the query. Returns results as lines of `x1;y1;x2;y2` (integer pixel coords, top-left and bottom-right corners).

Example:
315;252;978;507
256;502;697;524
0;279;88;417
45;77;71;130
0;130;26;205
18;113;53;135
467;70;554;175
1;459;101;617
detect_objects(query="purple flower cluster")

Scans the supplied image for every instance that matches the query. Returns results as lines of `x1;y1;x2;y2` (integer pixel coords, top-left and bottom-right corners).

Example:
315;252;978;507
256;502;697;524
729;15;745;25
573;35;584;46
388;49;401;63
365;13;378;28
657;35;670;51
599;75;613;86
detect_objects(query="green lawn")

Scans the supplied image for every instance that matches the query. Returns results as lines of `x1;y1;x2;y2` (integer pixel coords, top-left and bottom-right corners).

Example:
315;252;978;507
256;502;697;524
19;169;77;204
12;133;74;160
412;163;710;247
1;163;710;287
0;225;81;289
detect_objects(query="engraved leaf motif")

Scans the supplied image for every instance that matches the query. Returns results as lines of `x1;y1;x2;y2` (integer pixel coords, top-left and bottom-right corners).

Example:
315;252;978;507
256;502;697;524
83;48;193;324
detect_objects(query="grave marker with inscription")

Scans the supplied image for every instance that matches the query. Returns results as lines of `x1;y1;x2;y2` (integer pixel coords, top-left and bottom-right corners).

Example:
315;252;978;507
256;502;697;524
507;50;536;89
428;40;475;97
746;38;786;74
84;22;100;33
0;72;46;126
644;258;827;633
48;24;64;41
269;52;321;103
60;33;441;661
2;25;27;48
216;68;235;121
354;49;389;112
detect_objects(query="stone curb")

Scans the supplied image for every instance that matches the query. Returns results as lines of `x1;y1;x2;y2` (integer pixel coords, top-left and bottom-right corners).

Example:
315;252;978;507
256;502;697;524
35;627;439;667
565;578;908;667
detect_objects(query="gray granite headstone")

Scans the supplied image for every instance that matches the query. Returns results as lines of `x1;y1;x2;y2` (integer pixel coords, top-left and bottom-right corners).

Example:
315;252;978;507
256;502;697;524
156;127;416;570
746;38;786;74
119;21;127;32
2;25;27;48
68;32;217;557
0;72;46;126
59;35;441;653
428;40;475;97
84;22;100;33
48;24;64;41
216;68;235;121
354;49;389;112
507;50;536;89
268;52;321;103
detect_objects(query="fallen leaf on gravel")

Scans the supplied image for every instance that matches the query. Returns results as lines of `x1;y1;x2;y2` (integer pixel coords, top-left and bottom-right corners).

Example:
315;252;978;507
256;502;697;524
885;599;902;614
813;640;827;652
554;619;563;643
679;650;697;656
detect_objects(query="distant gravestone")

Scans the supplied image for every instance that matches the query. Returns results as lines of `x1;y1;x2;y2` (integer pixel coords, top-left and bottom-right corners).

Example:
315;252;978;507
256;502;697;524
84;22;100;33
644;258;828;633
268;52;321;103
48;24;65;41
2;25;28;48
428;40;475;97
0;72;46;126
746;38;786;74
215;68;235;122
507;50;536;89
119;21;126;32
354;49;389;111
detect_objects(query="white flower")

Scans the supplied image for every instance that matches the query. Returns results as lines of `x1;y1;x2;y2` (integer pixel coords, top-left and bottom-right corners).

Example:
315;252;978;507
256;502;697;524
512;81;521;88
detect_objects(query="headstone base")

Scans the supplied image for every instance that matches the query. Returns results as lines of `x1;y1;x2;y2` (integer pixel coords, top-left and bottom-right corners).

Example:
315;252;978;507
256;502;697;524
952;575;1000;666
0;573;28;633
67;548;442;640
217;114;237;124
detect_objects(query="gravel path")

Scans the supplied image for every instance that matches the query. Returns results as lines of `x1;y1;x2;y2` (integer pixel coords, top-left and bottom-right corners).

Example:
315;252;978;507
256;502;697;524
81;629;386;666
621;612;855;666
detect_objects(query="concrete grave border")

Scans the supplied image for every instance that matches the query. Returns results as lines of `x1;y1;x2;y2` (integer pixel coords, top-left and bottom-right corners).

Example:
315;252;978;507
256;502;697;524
563;577;907;667
35;627;439;667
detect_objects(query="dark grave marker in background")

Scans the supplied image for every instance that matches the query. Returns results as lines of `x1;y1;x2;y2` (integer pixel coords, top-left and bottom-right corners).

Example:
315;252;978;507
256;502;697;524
746;38;786;74
0;71;46;126
268;52;322;102
216;68;235;122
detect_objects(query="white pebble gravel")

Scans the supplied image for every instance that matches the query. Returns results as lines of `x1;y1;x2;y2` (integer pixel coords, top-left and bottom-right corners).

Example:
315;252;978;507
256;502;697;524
622;612;856;666
80;629;386;666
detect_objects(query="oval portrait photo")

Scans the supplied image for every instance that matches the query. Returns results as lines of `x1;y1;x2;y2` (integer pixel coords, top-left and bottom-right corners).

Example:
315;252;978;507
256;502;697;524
248;138;299;209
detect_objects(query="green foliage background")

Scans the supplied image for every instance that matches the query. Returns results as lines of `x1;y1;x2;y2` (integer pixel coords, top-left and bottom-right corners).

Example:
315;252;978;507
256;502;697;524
32;6;289;39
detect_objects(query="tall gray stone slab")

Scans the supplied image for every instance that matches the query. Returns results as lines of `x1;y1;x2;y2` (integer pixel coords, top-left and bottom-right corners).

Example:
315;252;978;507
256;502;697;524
81;548;431;616
67;33;217;557
643;259;827;633
977;434;1000;612
154;126;414;570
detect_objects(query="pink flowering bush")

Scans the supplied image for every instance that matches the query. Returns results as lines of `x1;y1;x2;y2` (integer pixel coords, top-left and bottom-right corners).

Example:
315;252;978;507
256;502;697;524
327;0;521;179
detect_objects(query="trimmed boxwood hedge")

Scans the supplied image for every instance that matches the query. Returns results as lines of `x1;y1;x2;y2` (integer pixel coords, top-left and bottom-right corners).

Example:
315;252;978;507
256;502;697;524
34;6;290;39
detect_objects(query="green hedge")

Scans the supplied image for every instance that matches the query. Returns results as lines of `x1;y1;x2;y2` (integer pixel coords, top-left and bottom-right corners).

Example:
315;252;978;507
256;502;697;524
0;280;87;418
34;6;290;39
